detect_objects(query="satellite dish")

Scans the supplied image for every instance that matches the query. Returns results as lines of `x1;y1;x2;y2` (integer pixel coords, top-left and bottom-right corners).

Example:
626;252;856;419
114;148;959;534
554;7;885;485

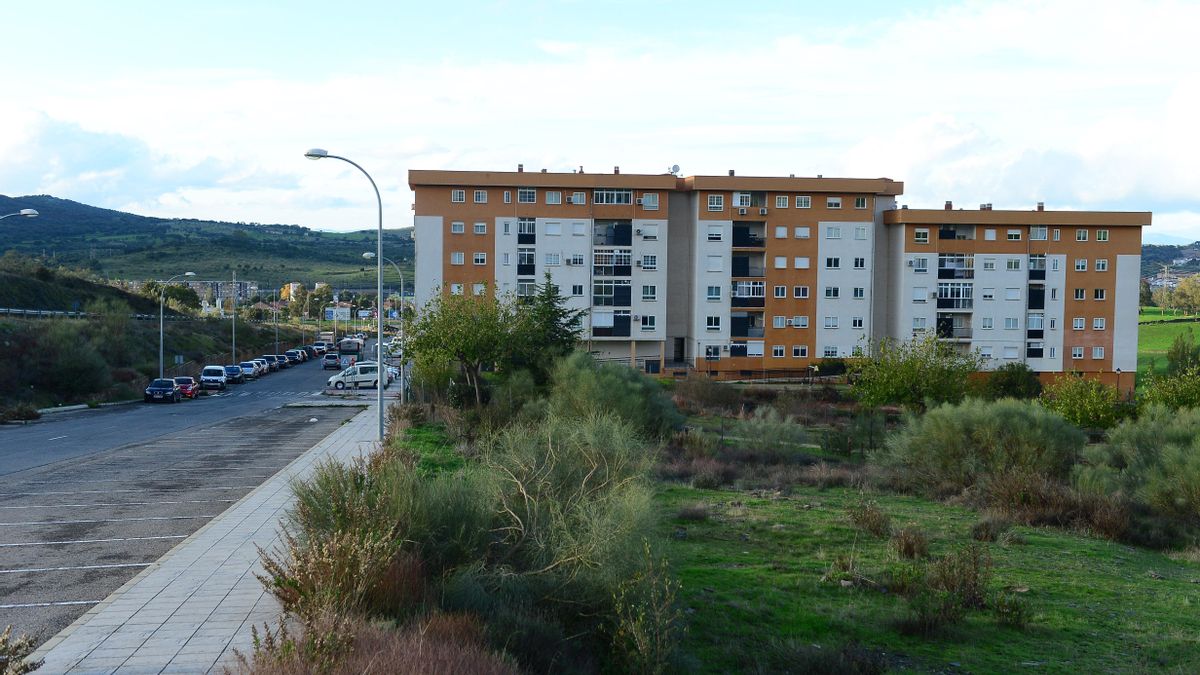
670;164;680;175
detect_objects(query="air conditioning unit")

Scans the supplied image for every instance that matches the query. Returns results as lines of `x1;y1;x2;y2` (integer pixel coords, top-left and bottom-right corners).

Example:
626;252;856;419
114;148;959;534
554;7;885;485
635;229;642;235
632;314;640;321
907;260;914;267
722;345;730;352
635;198;643;205
565;196;574;204
635;260;642;267
759;207;768;216
738;208;748;215
786;318;794;326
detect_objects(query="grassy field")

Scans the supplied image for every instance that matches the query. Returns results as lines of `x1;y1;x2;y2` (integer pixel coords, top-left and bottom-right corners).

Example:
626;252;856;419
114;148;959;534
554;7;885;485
1138;318;1199;377
1140;306;1200;323
657;484;1200;673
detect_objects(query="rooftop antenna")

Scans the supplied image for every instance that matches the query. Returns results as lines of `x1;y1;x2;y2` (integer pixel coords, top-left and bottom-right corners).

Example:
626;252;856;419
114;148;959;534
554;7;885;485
668;164;680;176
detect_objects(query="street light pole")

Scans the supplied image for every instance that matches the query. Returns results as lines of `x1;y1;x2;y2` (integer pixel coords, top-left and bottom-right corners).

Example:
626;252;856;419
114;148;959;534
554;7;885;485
0;209;39;221
307;148;385;442
364;252;406;405
159;271;196;378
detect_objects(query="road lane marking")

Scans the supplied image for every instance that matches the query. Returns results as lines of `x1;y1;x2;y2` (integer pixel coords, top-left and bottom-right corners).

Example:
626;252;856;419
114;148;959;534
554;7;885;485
0;515;217;526
0;535;187;547
0;562;152;574
0;600;101;609
47;436;68;441
0;499;236;510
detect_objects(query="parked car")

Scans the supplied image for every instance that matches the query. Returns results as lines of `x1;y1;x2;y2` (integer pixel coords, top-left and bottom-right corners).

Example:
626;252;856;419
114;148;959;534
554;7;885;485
261;355;281;371
145;378;181;403
283;350;302;366
252;358;270;375
327;361;381;390
239;361;260;379
322;353;341;370
173;376;199;399
300;345;317;359
312;343;327;355
224;365;246;384
273;354;291;369
199;365;228;391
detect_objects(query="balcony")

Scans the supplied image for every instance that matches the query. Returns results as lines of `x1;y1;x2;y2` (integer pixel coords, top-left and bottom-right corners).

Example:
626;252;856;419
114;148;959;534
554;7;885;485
1026;348;1044;359
593;221;632;247
937;267;975;280
518;233;536;245
1029;269;1046;281
732;256;766;277
592;316;631;338
731;295;765;308
731;326;765;338
732;224;766;248
593;265;632;277
517;264;535;276
938;225;975;241
936;298;973;310
1028;288;1045;310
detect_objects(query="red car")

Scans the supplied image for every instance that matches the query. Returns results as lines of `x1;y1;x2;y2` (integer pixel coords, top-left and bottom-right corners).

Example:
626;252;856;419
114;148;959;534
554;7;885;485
173;376;199;399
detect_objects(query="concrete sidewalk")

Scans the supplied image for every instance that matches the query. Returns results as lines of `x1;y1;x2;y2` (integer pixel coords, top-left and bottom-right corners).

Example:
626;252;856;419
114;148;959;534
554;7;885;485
31;405;380;674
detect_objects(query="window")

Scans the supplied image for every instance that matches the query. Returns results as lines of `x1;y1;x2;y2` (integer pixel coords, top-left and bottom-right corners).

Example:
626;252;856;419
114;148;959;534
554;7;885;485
853;287;865;299
774;285;787;298
706;285;721;300
518;217;536;235
852;316;864;329
980;346;993;358
982;258;996;271
827;197;842;209
451;189;465;203
794;226;810;239
640;193;659;210
775;195;789;208
795;285;809;299
823;346;838;358
734;192;751;208
1029;254;1046;271
706;316;721;331
770;345;784;357
1094;288;1106;301
1074;288;1085;300
518;248;535;266
914;228;929;244
1049;347;1056;358
450;221;465;234
981;317;994;329
592;188;632;205
705;255;723;272
792;345;804;357
641;315;656;331
450;252;464;265
1053;228;1061;241
825;286;840;299
1030;226;1047;240
1003;346;1019;359
775;225;788;239
826;257;841;269
1007;258;1021;271
1073;317;1085;330
502;253;511;265
913;286;928;303
794;257;810;269
1097;229;1109;242
826;226;842;239
473;283;486;296
571;284;584;296
503;190;512;204
913;317;927;331
641;255;657;270
470;189;486;204
773;315;787;329
1051;258;1060;271
1076;229;1088;242
1093;317;1106;330
641;285;657;301
914;257;928;273
640;224;659;240
707;225;723;242
568;254;585;265
568;191;584;205
1007;229;1021;241
1004;317;1019;330
544;253;560;266
747;342;765;357
707;194;724;211
981;288;995;300
854;196;867;209
544;222;561;236
854;226;868;240
545;191;561;205
473;252;487;265
1072;346;1084;359
517;280;537;297
796;195;811;208
1075;258;1087;272
1005;287;1021;301
797;316;810;328
774;256;787;269
503;220;512;235
450;283;464;295
853;257;866;269
1049;318;1057;329
824;316;839;329
1093;346;1105;360
984;228;996;241
704;345;721;361
518;188;536;203
1095;259;1109;272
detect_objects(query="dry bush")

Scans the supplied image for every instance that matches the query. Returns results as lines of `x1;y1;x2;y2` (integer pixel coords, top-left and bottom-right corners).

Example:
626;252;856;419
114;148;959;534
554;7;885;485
672;428;718;459
847;499;892;538
0;625;42;675
800;462;858;490
676;503;709;522
991;592;1030;630
890;526;929;560
927;543;993;610
971;515;1012;542
690;457;734;489
981;469;1130;540
672;374;740;414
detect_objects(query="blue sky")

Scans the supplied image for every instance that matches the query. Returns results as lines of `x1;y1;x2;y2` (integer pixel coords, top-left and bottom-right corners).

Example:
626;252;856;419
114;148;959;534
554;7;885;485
0;0;1195;243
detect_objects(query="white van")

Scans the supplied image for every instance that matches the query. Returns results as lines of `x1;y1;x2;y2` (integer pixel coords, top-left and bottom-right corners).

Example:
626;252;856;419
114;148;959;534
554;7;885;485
199;365;228;391
327;361;380;390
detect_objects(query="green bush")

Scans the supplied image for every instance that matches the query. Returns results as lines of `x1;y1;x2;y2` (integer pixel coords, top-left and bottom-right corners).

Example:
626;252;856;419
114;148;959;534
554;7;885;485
1140;367;1200;411
1040;375;1120;430
881;398;1085;494
545;352;683;439
848;334;984;411
0;403;41;423
983;363;1042;400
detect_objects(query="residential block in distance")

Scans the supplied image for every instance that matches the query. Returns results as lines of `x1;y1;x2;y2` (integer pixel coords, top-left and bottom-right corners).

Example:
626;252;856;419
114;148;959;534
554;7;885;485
410;167;1150;392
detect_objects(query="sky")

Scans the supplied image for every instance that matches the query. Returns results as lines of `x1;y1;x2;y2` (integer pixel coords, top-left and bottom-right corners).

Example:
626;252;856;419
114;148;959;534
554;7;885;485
0;0;1196;244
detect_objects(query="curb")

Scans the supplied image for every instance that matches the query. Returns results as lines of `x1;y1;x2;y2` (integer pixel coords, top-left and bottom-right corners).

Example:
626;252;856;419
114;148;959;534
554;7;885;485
35;399;140;416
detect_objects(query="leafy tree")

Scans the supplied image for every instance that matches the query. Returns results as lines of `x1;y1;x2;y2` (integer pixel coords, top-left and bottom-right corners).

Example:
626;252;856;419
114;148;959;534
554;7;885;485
1152;287;1174;312
1177;276;1200;314
1167;328;1200;374
1140;366;1200;410
508;272;585;382
1140;279;1153;306
1039;375;1120;430
848;333;985;411
983;362;1042;400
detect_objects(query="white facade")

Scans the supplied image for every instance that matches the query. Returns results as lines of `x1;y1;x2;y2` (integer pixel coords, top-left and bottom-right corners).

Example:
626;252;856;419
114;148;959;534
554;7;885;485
815;220;874;358
414;215;444;306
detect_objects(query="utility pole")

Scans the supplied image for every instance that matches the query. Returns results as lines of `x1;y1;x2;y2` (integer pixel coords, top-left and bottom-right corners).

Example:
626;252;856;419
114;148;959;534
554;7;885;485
231;270;237;363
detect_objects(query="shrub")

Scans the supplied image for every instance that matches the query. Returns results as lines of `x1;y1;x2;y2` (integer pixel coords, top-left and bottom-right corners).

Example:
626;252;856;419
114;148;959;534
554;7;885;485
897;589;965;635
0;625;42;675
802;462;857;490
676;503;709;521
927;543;993;610
673;374;740;413
881;398;1085;494
992;592;1030;630
545;352;683;440
738;406;806;460
1040;375;1121;430
1142;437;1200;520
984;362;1042;400
1140;367;1200;411
0;403;40;423
890;526;929;559
847;499;891;538
848;334;985;411
610;542;683;675
755;640;886;675
971;515;1011;542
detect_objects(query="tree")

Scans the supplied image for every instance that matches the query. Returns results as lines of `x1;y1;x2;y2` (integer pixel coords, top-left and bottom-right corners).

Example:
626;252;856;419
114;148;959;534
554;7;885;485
508;272;585;382
847;333;985;411
1175;276;1200;314
1039;375;1120;430
1167;327;1200;374
1152;286;1174;312
983;362;1042;400
1140;279;1153;307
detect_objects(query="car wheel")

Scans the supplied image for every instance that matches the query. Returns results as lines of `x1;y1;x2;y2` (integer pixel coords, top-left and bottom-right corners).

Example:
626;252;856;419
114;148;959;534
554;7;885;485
373;380;378;389
334;381;346;390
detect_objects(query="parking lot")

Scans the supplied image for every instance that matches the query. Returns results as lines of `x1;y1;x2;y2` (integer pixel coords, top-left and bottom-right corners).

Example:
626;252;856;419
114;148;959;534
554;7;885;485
0;405;360;647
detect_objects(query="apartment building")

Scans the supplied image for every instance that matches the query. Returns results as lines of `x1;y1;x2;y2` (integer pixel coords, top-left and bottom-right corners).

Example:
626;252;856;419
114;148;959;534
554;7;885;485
410;168;1149;389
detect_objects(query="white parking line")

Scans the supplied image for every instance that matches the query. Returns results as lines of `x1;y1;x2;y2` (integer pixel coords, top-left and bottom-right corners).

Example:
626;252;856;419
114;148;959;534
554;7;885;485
0;535;187;547
0;562;152;574
47;435;67;441
0;515;216;526
0;499;236;510
0;600;101;609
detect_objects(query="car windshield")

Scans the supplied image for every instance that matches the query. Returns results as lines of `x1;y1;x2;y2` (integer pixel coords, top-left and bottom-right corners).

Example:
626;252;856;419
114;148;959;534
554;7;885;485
151;379;174;387
240;362;255;368
225;366;239;372
203;368;223;375
174;377;194;384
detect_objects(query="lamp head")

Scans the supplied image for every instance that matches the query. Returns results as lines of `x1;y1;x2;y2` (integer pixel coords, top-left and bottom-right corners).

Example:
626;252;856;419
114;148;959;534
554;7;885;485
304;148;329;160
19;209;38;217
184;271;196;277
362;252;376;259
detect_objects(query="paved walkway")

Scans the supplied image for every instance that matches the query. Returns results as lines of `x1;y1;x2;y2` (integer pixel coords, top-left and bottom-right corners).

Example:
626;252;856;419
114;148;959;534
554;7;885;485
30;405;379;674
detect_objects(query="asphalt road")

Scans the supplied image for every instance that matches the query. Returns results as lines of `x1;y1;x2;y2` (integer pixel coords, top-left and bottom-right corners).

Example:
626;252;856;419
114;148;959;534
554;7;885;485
0;357;364;648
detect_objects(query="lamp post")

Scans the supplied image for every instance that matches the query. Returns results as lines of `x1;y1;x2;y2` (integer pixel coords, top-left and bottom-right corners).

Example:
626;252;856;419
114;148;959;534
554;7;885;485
363;252;405;405
1116;367;1123;401
0;209;38;221
306;148;385;442
159;272;196;378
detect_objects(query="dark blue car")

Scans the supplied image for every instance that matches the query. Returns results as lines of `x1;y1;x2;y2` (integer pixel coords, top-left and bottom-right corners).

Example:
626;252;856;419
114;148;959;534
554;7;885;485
144;378;180;403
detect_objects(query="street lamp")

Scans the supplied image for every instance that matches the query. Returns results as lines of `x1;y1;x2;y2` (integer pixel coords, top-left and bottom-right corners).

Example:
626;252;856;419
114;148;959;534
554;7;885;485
363;252;405;405
306;148;385;442
0;209;38;221
159;272;196;378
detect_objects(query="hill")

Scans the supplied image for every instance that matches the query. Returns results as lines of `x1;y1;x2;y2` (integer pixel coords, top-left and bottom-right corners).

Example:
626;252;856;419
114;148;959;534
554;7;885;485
0;194;413;288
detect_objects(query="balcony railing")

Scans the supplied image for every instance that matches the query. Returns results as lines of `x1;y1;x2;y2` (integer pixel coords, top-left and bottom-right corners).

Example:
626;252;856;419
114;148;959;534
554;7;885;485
731;296;765;308
938;268;975;280
1029;269;1046;281
936;298;973;310
732;232;765;248
937;327;972;339
731;327;765;338
731;267;765;278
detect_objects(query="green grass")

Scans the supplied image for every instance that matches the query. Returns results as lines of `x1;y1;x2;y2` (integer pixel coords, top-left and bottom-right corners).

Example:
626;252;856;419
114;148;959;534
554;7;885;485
1140;306;1200;323
657;484;1200;673
1138;319;1199;378
400;424;463;475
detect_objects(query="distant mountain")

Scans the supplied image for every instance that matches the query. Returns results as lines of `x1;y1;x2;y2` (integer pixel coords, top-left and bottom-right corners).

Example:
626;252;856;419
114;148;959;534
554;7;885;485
0;195;413;287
